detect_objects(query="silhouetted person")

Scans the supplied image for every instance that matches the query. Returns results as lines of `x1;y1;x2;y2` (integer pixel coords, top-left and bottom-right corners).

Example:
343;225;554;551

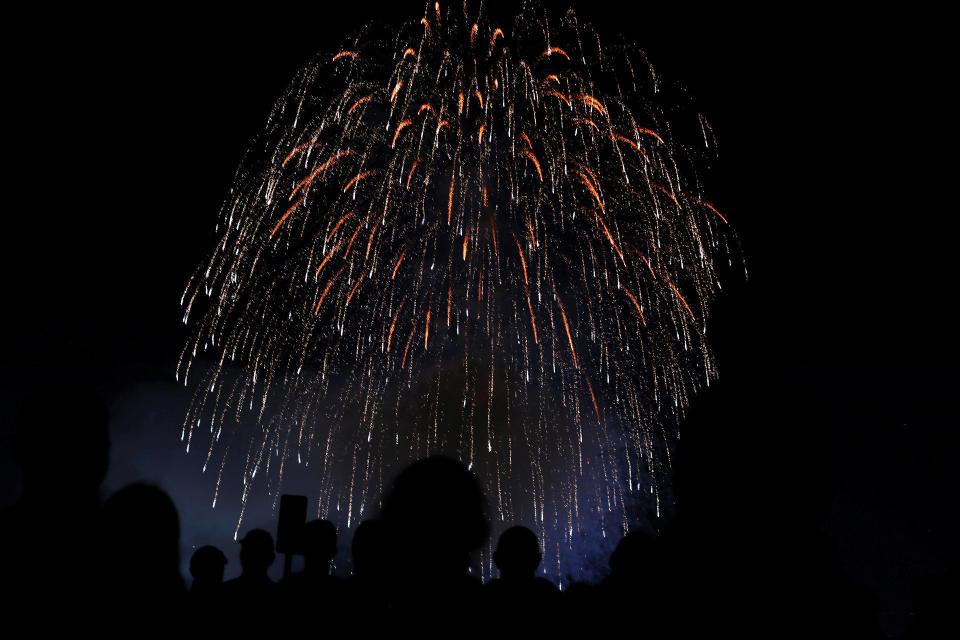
99;482;186;623
343;519;390;628
221;528;277;631
485;526;558;629
186;545;227;630
0;382;109;616
380;455;489;630
190;545;228;594
592;530;671;636
280;518;342;626
352;519;389;582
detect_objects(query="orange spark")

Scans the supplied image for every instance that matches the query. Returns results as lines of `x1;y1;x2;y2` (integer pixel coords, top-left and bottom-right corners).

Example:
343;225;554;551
387;297;407;352
556;296;578;369
525;285;538;343
392;247;408;279
326;211;355;241
270;197;303;238
539;46;569;60
345;271;366;308
688;195;729;224
544;90;570;107
348;95;373;114
514;235;528;284
448;171;456;224
392;119;412;147
343;169;378;193
282;143;318;166
634;128;665;144
591;209;625;264
418;103;435;115
474;90;484;109
489;28;504;52
332;51;358;61
667;280;696;322
526;217;536;249
611;133;648;161
342;216;367;258
315;240;344;276
403;47;416;59
314;266;345;313
653;183;680;208
477;124;485;145
365;214;385;259
406;159;420;188
521;148;543;181
585;376;600;424
577;171;605;213
574;118;600;131
577;94;606;115
637;251;656;278
618;283;646;324
424;310;431;349
470;24;478;46
401;323;417;368
291;150;355;198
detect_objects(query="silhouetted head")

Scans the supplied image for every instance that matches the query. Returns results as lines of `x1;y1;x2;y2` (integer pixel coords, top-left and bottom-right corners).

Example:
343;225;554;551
609;530;655;577
352;519;387;578
303;519;337;571
493;526;542;580
238;529;275;576
190;545;228;586
14;382;109;499
100;483;182;594
381;455;489;576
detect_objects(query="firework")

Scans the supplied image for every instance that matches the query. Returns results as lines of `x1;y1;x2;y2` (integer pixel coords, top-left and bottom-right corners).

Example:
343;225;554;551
179;1;741;581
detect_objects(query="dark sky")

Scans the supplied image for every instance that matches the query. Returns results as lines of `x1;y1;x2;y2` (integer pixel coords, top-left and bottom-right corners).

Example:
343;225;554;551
1;3;953;634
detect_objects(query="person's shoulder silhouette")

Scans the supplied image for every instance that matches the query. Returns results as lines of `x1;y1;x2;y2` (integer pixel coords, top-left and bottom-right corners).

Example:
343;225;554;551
1;381;110;612
190;545;228;595
486;526;558;629
99;482;186;623
380;456;489;628
222;528;276;591
280;519;339;591
342;519;389;629
221;528;278;631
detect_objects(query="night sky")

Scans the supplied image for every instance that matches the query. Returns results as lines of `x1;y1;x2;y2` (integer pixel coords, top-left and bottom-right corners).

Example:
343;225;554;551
1;3;953;635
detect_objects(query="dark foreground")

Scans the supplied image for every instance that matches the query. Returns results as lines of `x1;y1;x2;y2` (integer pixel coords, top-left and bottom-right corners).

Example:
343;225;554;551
1;383;953;638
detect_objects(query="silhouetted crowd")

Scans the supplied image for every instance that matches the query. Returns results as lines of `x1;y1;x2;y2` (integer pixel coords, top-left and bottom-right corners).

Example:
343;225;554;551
2;383;956;637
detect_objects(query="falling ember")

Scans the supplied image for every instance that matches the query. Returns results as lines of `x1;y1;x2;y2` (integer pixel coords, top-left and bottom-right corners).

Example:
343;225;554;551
540;46;570;61
618;282;646;325
520;148;543;182
555;294;579;369
179;1;742;584
270;197;303;238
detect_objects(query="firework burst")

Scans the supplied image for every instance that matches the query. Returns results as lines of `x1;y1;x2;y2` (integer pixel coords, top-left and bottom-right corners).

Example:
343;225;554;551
179;1;741;580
